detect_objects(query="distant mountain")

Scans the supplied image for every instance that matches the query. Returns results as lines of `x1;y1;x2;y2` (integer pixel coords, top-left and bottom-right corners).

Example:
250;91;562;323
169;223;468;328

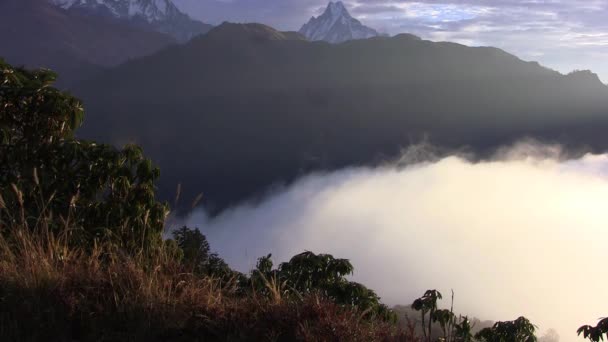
74;22;608;213
49;0;213;42
299;1;379;43
0;0;175;86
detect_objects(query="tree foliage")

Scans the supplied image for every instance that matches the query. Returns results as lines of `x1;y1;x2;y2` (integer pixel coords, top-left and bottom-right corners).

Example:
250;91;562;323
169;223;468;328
475;316;537;342
0;59;168;251
412;289;443;342
251;251;396;322
172;226;233;278
453;316;474;342
579;318;608;341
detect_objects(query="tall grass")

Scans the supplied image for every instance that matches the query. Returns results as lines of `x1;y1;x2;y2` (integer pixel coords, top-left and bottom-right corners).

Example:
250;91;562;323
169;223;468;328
0;191;414;341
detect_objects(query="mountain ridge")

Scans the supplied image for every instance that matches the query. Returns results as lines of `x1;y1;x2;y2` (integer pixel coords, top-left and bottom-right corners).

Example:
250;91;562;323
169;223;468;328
48;0;213;42
74;22;608;212
0;0;175;86
204;22;307;42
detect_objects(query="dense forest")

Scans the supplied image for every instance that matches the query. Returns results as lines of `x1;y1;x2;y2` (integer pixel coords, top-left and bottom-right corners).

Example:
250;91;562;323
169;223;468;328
1;60;607;341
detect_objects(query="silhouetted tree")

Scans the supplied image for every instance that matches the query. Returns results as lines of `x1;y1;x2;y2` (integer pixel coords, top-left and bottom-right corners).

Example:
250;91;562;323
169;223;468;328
172;226;232;278
432;308;455;341
251;251;396;322
0;59;168;252
578;317;608;341
412;289;443;342
453;316;474;342
475;316;537;342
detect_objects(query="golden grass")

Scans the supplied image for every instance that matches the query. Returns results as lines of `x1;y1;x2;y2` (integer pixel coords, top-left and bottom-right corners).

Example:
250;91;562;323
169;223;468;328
0;212;414;341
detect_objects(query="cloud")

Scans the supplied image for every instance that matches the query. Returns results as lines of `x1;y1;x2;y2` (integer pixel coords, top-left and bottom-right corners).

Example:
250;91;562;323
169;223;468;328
173;0;608;82
181;143;608;341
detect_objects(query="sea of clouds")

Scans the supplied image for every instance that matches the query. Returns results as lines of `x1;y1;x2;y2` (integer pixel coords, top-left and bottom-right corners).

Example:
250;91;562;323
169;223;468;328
180;142;608;341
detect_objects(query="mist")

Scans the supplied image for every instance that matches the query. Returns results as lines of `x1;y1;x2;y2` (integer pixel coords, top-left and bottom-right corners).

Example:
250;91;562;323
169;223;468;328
181;143;608;341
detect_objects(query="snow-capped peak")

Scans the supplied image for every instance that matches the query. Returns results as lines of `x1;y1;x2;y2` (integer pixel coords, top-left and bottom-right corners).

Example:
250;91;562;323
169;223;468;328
327;1;349;19
49;0;179;23
47;0;213;42
299;1;379;44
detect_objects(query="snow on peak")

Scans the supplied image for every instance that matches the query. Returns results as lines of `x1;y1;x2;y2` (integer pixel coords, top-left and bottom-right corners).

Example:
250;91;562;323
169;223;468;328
327;1;349;19
47;0;212;42
48;0;179;23
299;1;379;44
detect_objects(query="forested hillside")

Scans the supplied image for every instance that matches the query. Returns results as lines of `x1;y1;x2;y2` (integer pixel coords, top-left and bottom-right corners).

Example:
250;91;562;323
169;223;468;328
75;22;608;212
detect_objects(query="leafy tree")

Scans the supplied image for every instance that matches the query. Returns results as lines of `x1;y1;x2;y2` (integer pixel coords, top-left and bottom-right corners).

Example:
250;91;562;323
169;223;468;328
251;251;396;322
432;308;455;341
453;316;474;342
278;251;353;293
0;59;168;252
578;317;608;341
475;316;537;342
172;226;232;278
412;289;443;342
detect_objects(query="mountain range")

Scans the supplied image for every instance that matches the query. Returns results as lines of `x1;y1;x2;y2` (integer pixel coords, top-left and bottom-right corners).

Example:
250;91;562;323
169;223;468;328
0;0;176;86
299;1;379;43
72;22;608;213
1;0;387;87
49;0;213;42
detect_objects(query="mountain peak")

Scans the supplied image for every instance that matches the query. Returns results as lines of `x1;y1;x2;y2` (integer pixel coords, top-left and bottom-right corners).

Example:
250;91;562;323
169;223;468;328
299;1;378;43
327;1;349;18
48;0;212;42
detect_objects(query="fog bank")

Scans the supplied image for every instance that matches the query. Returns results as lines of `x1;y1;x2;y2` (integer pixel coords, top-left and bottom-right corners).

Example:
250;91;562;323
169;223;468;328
183;144;608;341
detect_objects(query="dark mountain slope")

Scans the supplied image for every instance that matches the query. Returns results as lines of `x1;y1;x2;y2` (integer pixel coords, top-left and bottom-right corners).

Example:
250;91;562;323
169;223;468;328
0;0;175;87
75;23;608;212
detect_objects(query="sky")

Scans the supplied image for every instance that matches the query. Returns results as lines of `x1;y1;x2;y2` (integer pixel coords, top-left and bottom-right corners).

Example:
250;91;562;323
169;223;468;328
174;0;608;82
181;142;608;342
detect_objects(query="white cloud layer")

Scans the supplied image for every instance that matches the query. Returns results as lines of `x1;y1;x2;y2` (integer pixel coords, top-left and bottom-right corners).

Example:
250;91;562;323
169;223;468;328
182;144;608;341
174;0;608;82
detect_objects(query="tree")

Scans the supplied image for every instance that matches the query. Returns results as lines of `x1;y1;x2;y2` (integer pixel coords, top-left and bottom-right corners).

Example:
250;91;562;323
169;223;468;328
578;317;608;341
412;289;443;342
0;59;168;252
475;316;537;342
432;309;455;341
172;226;232;277
250;251;396;322
278;251;353;294
453;316;474;342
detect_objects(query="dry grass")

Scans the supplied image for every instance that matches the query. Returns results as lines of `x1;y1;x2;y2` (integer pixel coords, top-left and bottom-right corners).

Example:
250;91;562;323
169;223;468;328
0;214;415;341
